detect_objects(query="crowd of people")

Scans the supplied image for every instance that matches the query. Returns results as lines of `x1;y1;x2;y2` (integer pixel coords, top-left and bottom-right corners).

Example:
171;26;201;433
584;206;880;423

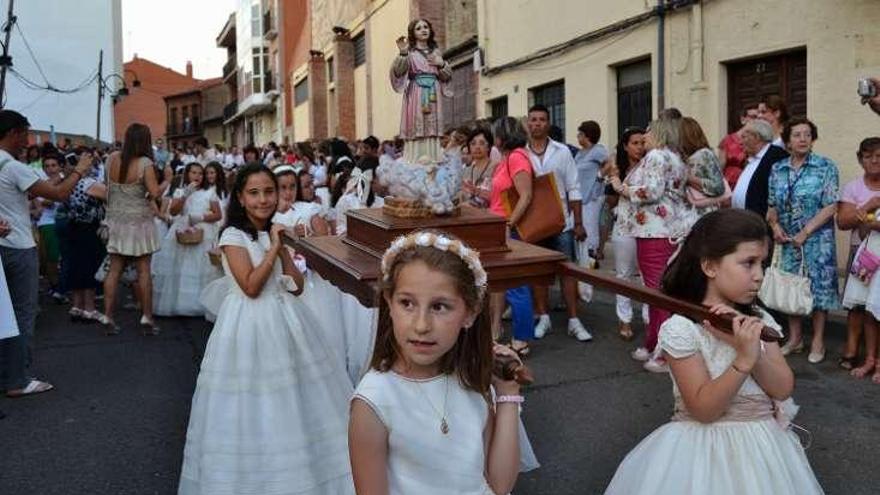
0;76;879;493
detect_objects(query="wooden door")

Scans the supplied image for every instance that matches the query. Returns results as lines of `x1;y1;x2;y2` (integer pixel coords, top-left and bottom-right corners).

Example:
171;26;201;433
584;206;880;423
727;50;807;133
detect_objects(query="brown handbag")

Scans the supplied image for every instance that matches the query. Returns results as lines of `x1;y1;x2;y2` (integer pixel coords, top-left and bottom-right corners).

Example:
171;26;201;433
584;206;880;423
500;149;566;243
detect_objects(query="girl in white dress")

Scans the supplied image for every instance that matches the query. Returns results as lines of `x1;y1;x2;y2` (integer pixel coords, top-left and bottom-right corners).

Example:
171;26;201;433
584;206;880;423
204;161;229;231
350;231;524;495
179;164;354;495
152;163;223;316
605;209;823;495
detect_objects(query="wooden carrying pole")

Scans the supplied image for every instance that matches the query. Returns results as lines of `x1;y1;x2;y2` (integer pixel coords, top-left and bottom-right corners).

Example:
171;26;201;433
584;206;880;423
559;262;781;343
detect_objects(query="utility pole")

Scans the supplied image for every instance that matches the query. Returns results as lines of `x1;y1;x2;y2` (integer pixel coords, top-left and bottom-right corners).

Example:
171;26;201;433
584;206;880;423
95;49;103;144
0;0;16;108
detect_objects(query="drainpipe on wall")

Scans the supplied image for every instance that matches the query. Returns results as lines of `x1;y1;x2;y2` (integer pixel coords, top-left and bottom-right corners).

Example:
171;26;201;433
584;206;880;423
657;0;666;112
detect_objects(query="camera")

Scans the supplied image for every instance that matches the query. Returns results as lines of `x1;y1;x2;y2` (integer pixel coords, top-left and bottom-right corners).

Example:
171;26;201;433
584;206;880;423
858;78;877;99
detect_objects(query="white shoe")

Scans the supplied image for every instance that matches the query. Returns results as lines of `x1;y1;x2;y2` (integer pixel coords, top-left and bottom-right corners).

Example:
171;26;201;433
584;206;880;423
502;307;512;320
567;319;593;342
631;347;650;362
807;348;825;364
578;282;593;303
643;357;669;373
533;314;551;339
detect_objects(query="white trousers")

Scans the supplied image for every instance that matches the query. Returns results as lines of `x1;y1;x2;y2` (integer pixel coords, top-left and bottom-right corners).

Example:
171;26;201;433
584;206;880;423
582;194;605;252
612;234;649;324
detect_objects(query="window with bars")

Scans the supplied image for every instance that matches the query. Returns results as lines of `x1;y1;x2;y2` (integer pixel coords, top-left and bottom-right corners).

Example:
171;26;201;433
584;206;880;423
531;80;566;134
327;56;335;83
353;32;366;67
488;96;508;120
294;78;309;105
616;59;652;139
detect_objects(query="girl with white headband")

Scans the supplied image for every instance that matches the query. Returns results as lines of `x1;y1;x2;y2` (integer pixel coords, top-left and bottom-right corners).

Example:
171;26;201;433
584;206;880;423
350;230;530;494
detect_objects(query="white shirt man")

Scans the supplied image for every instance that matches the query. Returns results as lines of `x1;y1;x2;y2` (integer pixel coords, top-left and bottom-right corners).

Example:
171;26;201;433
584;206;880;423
731;142;770;210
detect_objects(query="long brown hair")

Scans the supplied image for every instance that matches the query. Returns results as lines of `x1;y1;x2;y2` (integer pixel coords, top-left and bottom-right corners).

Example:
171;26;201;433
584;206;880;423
406;18;438;51
120;123;154;182
679;117;710;157
371;233;493;396
661;209;771;315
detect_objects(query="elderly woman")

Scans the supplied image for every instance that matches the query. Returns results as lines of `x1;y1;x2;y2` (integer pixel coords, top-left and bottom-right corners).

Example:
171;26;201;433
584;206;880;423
609;117;690;373
461;127;496;209
489;116;534;354
680;116;727;218
837;137;880;379
767;117;840;363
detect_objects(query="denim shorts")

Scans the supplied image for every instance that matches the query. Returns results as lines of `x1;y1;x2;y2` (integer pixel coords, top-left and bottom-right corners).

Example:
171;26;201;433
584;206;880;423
537;230;577;262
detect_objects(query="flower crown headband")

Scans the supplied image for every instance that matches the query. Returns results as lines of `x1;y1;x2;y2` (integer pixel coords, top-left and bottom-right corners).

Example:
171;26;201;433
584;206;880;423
380;231;488;300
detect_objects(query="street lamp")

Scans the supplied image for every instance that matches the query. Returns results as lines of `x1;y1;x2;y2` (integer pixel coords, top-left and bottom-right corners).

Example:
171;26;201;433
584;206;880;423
95;49;140;144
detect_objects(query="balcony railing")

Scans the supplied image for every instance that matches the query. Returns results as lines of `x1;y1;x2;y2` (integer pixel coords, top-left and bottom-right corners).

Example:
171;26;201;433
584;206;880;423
223;100;238;120
263;10;277;39
166;121;202;137
223;57;237;81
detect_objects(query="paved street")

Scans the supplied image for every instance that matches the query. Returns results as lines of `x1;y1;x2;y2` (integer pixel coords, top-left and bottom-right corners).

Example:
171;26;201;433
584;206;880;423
1;288;879;495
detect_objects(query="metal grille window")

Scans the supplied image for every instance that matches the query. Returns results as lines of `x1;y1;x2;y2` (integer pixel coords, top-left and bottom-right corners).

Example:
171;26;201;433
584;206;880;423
294;78;309;105
617;59;652;139
353;32;366;68
488;96;508;120
531;80;566;134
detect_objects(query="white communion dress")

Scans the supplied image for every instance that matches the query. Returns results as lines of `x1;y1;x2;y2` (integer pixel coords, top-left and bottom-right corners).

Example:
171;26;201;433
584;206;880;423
354;370;497;495
152;188;222;316
179;227;354;495
605;312;823;495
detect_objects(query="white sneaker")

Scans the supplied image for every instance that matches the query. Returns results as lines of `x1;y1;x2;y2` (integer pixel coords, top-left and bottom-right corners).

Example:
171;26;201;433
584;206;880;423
643;357;669;373
567;319;593;342
533;314;551;339
631;347;650;362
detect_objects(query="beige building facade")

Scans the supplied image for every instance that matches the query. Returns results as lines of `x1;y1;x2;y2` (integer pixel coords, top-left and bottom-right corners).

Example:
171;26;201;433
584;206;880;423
478;0;880;265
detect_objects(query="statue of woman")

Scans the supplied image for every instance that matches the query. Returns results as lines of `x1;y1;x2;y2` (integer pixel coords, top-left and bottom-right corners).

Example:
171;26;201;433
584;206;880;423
391;18;453;164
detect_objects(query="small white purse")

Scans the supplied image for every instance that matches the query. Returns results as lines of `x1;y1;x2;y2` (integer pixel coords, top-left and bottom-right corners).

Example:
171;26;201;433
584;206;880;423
759;244;813;316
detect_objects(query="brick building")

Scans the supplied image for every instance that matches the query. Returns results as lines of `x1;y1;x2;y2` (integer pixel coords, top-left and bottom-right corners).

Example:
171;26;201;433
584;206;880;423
164;78;226;150
113;56;202;143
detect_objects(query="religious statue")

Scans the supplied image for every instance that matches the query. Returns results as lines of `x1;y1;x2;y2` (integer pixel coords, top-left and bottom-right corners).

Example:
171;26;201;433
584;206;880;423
377;18;463;216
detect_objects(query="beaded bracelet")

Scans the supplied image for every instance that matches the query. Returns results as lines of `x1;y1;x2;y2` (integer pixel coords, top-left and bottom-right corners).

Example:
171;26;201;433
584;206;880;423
496;395;524;404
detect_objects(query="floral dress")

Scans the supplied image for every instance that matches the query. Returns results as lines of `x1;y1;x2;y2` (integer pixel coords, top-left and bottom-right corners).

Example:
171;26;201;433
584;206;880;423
689;147;726;207
768;152;840;310
613;148;691;240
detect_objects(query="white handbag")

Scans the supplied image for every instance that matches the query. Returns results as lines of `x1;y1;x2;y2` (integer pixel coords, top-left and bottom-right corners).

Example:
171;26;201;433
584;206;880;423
759;244;813;316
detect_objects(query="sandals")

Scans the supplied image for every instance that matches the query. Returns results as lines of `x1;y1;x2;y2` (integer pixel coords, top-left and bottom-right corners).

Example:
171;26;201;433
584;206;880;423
618;322;634;341
6;379;54;398
510;341;531;357
838;355;857;370
69;307;85;323
95;313;120;336
140;315;161;336
851;357;876;379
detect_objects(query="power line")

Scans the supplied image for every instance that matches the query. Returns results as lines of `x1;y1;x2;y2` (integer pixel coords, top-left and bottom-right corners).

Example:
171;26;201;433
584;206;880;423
14;20;49;85
9;66;97;94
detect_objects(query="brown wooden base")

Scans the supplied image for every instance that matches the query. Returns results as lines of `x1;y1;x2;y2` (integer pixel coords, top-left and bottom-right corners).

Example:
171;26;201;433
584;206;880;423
343;206;510;258
288;234;564;307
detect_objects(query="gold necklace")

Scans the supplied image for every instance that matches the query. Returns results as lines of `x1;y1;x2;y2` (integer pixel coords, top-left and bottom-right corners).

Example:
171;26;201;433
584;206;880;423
415;375;450;435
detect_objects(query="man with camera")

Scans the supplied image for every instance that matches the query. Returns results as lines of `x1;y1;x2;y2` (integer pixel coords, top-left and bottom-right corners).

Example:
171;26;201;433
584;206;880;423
0;110;95;398
861;77;880;116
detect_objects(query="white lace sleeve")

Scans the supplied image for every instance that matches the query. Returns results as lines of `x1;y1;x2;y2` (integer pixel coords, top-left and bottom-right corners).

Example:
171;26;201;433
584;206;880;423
658;315;700;359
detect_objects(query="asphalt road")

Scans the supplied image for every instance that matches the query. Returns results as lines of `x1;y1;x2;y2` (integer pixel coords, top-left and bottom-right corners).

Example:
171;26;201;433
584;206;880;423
1;289;878;495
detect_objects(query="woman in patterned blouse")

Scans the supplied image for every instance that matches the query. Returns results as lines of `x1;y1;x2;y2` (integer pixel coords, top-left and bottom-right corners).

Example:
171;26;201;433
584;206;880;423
608;117;691;373
767;117;840;364
680;117;728;218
